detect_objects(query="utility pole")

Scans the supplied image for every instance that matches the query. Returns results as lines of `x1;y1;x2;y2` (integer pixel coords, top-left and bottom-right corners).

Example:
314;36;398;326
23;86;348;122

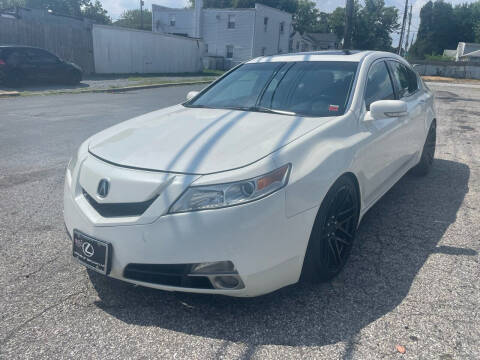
140;0;144;30
398;0;409;55
343;0;354;49
404;5;413;56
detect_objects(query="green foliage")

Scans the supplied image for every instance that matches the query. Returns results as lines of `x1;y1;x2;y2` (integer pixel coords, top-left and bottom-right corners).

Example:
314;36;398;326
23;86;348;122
1;0;111;24
82;0;111;24
410;0;480;59
352;0;399;51
294;0;318;34
114;9;152;31
0;0;25;8
424;54;454;61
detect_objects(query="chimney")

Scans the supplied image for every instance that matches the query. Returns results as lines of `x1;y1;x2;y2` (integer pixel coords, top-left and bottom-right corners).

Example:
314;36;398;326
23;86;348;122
193;0;203;38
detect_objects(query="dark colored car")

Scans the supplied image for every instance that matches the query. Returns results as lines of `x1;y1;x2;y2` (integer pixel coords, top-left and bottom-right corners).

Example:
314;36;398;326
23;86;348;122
0;45;83;87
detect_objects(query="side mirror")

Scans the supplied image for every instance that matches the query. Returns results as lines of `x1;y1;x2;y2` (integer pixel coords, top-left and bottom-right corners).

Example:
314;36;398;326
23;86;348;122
367;100;408;120
186;91;199;101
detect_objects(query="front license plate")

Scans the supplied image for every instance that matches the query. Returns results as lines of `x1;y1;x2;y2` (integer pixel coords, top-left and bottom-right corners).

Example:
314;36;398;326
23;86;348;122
73;230;111;275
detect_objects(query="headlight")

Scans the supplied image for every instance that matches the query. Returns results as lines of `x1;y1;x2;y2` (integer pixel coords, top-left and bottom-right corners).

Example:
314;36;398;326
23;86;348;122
169;164;291;213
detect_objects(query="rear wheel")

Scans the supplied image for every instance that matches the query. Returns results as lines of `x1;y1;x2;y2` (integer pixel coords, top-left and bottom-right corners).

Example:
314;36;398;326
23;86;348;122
301;175;360;283
411;120;436;176
6;69;25;88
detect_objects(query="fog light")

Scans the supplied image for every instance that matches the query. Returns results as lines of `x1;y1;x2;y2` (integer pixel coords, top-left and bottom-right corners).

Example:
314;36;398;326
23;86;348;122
213;275;240;289
191;261;234;274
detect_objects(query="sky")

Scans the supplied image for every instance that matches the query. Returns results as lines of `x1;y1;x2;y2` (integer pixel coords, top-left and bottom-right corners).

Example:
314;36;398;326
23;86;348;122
102;0;477;45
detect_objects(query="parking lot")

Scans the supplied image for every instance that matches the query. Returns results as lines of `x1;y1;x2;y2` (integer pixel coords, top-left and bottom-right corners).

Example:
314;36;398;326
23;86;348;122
1;83;479;359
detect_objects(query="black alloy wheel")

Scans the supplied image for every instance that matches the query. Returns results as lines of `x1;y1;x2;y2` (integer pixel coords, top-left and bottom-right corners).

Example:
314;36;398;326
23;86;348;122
301;175;360;282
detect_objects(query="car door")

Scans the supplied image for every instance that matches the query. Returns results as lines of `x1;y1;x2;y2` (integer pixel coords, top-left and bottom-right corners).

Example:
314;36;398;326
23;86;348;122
357;59;407;207
387;60;426;160
23;48;61;83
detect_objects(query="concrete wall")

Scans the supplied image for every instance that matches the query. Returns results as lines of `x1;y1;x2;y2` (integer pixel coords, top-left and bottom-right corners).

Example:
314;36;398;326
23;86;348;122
412;60;480;79
252;4;292;57
0;8;94;73
92;25;203;74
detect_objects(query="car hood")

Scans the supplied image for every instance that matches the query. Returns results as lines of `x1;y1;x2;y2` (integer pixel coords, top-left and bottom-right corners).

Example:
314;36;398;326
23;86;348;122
88;105;331;175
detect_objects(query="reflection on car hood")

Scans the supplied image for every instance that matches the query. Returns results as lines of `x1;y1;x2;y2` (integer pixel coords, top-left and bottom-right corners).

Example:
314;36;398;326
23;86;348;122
88;105;331;175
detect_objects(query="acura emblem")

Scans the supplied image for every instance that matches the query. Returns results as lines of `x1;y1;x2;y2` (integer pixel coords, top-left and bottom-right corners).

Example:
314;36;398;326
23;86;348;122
97;179;110;198
82;242;94;258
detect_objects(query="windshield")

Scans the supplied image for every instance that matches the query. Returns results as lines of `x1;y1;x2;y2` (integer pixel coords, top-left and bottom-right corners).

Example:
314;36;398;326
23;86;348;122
186;61;359;117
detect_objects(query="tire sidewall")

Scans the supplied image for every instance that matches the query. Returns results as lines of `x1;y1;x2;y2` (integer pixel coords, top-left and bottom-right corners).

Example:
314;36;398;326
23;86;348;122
301;175;360;283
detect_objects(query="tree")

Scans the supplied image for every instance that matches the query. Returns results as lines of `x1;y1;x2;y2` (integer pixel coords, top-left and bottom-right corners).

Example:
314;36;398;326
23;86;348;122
352;0;399;51
328;7;346;41
82;0;111;24
294;0;319;33
410;0;480;59
1;0;111;24
114;9;152;31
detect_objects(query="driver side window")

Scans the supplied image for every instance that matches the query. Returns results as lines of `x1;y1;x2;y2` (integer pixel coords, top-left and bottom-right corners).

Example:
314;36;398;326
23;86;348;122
365;61;395;110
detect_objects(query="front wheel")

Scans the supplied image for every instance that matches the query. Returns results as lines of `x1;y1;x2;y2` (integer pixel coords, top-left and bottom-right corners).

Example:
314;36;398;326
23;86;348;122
411;120;436;176
301;175;360;283
66;71;82;85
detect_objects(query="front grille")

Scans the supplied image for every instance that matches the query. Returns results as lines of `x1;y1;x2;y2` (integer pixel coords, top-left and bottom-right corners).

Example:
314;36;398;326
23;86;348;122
123;263;214;289
82;189;158;218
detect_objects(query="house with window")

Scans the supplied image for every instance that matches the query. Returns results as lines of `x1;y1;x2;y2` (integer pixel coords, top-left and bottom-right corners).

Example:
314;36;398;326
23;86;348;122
152;0;292;68
289;32;340;53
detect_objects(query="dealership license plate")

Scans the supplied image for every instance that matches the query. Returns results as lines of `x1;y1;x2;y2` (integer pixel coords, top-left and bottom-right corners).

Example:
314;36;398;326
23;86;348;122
73;231;111;275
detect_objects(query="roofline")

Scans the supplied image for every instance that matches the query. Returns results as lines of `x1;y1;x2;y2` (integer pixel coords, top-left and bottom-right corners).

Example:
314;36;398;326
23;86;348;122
248;50;373;62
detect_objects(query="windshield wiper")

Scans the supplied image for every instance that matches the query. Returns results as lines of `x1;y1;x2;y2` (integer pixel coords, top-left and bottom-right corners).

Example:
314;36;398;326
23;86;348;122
252;106;297;116
224;106;296;115
186;104;296;116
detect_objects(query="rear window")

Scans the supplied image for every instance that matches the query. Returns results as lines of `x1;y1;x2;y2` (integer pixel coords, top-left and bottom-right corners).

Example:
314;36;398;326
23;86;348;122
188;61;359;117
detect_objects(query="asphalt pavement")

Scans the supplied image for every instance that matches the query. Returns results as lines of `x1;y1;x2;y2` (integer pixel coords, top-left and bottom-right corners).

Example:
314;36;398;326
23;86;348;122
0;84;478;359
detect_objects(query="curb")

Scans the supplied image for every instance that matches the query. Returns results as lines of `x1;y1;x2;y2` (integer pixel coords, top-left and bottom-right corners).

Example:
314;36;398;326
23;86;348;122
1;80;214;98
0;91;20;98
89;80;213;93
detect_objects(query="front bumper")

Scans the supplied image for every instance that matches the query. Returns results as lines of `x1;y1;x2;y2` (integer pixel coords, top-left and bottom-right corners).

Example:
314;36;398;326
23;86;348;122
64;160;317;297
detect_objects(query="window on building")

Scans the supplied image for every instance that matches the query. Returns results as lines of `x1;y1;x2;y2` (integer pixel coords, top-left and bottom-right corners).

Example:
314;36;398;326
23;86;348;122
365;61;395;110
296;41;300;51
280;22;285;34
264;17;269;31
288;39;293;52
228;14;235;29
205;43;208;53
226;45;234;59
169;14;176;27
261;47;266;56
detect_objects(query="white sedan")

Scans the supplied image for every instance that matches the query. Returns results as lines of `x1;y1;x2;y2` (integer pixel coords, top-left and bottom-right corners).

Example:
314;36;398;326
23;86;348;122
64;51;436;297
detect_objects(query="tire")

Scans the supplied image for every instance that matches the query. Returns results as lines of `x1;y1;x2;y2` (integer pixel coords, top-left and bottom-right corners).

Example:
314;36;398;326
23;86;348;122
66;71;82;85
301;175;360;283
411;120;436;176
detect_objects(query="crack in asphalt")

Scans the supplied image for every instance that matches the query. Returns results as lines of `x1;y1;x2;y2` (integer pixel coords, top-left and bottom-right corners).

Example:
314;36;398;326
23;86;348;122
0;290;83;350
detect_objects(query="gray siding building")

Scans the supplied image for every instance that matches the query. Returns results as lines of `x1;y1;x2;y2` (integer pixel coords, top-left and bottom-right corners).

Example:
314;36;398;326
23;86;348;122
152;1;292;67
